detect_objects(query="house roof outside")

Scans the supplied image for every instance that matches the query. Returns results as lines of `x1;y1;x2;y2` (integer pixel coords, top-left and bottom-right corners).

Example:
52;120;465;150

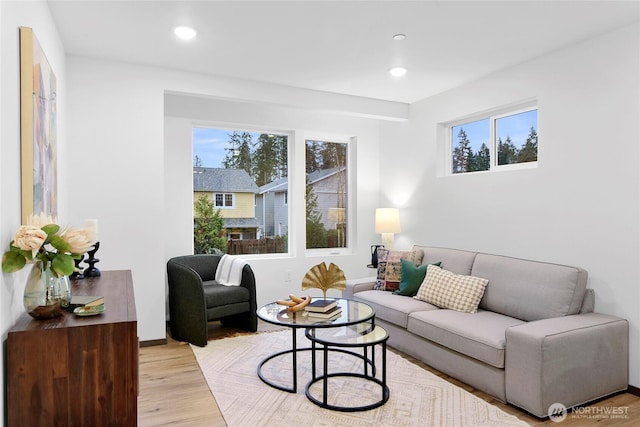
307;167;345;184
258;176;288;194
258;167;346;194
256;168;346;195
223;218;261;229
193;167;259;193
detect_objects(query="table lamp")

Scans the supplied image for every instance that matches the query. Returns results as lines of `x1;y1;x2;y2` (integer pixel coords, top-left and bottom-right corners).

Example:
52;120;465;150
375;208;401;250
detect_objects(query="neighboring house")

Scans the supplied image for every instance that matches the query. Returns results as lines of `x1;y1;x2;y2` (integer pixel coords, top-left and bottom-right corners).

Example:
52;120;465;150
193;167;260;240
256;167;346;239
307;167;347;230
256;177;288;238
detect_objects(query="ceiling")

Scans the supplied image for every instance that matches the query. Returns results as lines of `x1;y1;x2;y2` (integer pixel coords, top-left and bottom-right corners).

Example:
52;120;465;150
47;0;639;104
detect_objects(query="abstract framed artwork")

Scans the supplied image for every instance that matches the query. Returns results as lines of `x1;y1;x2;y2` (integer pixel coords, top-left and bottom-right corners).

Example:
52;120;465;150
20;26;58;223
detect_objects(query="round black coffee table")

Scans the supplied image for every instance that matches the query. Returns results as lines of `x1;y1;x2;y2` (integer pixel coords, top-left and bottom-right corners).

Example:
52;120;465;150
256;298;374;393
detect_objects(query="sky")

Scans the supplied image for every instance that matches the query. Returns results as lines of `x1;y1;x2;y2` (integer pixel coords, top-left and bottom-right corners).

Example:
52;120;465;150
452;109;538;153
192;128;266;168
193;128;234;167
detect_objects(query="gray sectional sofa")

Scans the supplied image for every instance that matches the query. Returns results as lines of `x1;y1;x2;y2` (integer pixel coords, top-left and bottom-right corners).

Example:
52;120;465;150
343;246;628;418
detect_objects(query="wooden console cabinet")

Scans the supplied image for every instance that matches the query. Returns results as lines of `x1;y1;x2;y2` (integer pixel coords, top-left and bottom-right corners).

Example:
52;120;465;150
6;270;138;426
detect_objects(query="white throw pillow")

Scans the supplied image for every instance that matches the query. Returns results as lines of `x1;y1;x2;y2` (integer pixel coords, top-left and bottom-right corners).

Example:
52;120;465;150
414;265;489;313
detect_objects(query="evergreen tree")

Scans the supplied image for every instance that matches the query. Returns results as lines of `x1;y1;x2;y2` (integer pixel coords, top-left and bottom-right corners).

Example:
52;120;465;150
469;143;490;172
194;155;202;167
305;178;327;248
306;140;321;173
222;131;252;175
517;126;538;163
193;194;227;254
252;134;287;186
498;136;518;165
319;142;347;169
452;129;472;173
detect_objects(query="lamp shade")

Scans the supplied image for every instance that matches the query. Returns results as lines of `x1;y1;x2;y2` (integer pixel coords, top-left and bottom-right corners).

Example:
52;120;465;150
375;208;401;233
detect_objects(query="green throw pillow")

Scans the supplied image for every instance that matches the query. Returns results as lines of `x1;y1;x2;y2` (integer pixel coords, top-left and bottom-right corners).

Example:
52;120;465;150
394;259;441;297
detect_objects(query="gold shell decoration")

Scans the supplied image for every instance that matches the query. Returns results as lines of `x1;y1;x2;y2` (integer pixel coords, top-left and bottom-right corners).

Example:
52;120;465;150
301;262;346;299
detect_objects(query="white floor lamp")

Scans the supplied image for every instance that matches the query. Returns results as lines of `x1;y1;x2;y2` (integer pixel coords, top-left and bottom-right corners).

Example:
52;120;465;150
375;208;401;250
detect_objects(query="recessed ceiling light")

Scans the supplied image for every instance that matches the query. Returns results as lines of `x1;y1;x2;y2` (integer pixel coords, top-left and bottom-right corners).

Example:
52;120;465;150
389;67;407;77
392;34;406;41
174;26;197;41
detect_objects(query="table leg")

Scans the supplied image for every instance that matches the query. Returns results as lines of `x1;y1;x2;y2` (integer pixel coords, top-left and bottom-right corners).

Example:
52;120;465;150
292;327;297;392
323;343;328;406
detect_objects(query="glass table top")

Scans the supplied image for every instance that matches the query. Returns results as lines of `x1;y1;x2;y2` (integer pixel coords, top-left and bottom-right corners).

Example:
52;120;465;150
257;298;374;328
307;323;389;346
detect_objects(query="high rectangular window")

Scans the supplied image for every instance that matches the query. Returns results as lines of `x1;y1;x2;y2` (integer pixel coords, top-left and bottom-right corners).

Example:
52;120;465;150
449;104;538;174
305;139;348;249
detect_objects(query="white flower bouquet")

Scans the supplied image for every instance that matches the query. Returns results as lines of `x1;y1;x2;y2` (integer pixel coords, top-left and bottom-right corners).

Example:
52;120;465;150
2;214;96;277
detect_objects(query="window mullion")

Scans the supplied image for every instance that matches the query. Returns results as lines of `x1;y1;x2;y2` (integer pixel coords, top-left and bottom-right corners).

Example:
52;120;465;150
490;116;497;170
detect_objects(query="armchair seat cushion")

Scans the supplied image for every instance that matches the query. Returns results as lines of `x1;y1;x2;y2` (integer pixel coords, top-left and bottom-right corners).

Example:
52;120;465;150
203;282;251;307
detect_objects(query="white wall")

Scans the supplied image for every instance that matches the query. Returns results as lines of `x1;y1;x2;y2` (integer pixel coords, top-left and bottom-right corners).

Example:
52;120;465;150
0;1;67;424
380;23;640;388
64;56;400;344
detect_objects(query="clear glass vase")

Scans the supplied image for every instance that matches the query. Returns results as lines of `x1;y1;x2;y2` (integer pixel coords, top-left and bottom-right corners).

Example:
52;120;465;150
23;260;71;319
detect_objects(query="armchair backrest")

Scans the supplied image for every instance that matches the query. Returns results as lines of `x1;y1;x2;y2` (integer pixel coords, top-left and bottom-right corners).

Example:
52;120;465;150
168;254;221;281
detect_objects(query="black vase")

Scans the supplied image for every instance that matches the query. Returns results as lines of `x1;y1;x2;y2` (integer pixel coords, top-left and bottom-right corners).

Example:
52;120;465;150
371;245;384;268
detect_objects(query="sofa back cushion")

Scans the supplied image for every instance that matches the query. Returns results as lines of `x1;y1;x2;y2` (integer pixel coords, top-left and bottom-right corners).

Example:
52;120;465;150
412;246;477;276
472;253;587;321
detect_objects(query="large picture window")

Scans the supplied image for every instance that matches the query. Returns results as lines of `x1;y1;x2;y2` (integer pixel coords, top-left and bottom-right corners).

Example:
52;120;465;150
449;104;538;174
305;139;348;250
193;127;288;255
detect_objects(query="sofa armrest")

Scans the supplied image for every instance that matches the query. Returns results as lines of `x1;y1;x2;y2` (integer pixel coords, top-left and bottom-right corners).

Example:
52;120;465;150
342;276;377;299
505;313;628;418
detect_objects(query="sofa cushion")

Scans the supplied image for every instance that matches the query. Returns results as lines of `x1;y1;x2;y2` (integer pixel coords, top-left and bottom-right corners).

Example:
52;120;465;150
414;265;489;313
407;309;525;368
472;253;588;321
353;290;438;328
394;260;442;297
413;246;477;275
374;248;424;291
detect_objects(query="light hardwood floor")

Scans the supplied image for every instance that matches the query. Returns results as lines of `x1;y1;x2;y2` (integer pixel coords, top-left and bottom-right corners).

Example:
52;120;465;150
138;321;639;426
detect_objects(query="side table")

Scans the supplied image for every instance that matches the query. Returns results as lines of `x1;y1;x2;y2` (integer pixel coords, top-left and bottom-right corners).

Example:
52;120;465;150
304;323;390;412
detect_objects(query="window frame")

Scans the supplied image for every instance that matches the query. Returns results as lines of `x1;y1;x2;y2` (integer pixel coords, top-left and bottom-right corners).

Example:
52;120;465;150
446;101;538;175
192;123;292;258
304;134;355;255
213;192;235;208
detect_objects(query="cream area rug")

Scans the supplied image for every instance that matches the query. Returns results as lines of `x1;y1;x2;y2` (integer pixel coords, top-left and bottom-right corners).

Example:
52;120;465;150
191;330;530;427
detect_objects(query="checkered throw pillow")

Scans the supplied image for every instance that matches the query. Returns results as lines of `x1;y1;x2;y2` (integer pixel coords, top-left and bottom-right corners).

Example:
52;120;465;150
414;265;489;313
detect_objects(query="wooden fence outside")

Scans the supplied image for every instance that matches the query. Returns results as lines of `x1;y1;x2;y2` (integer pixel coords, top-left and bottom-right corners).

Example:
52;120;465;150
227;238;286;255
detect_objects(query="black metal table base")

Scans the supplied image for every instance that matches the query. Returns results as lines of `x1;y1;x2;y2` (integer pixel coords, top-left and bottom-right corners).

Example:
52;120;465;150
305;332;389;412
257;327;304;393
305;372;390;412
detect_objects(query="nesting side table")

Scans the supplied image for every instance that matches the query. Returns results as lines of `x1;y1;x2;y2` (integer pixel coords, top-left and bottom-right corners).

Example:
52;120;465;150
304;323;390;412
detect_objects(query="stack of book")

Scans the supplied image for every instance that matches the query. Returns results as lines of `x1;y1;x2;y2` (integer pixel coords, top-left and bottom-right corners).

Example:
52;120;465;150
305;299;341;320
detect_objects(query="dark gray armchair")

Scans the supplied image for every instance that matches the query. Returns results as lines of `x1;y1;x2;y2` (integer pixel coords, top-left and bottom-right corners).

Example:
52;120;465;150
167;254;258;347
